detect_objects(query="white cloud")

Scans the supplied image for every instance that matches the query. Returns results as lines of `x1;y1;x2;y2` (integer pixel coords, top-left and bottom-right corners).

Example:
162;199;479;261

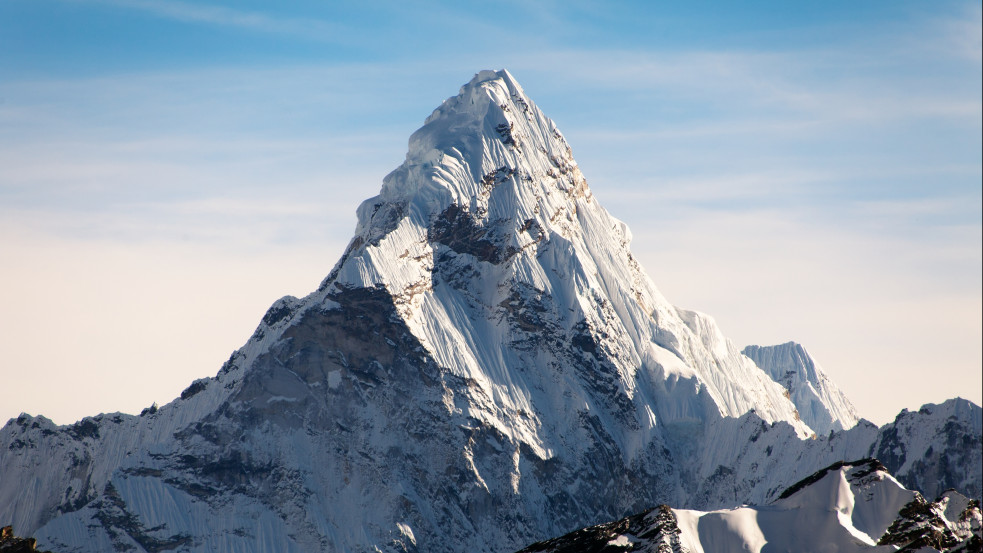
515;45;981;126
933;3;983;62
66;0;348;42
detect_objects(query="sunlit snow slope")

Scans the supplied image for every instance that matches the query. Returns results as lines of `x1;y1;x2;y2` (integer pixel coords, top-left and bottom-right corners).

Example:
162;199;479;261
743;342;860;435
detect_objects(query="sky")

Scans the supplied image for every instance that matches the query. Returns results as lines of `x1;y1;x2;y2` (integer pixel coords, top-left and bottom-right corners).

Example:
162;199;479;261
0;0;980;427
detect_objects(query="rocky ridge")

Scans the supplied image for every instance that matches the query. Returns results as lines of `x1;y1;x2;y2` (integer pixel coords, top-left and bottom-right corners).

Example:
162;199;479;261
0;526;57;553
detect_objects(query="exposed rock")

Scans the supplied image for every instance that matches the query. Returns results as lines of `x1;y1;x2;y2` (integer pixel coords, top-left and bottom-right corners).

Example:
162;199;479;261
0;526;57;553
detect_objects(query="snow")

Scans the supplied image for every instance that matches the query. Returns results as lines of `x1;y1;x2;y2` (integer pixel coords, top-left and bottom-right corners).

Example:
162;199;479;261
671;462;926;553
743;342;860;435
266;395;298;404
605;535;634;547
328;370;342;389
396;522;416;545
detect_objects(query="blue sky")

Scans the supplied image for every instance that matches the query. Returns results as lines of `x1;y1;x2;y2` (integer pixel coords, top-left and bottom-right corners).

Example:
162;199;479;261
1;0;980;425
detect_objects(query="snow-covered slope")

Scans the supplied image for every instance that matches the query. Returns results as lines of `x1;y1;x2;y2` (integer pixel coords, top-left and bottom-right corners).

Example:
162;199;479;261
742;342;860;435
671;398;982;509
516;459;983;553
0;70;979;553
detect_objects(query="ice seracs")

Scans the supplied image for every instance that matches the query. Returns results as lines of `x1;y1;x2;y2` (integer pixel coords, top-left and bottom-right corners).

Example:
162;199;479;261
742;341;860;435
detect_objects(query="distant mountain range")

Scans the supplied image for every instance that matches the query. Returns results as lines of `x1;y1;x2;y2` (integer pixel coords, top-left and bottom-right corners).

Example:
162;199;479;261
1;69;979;553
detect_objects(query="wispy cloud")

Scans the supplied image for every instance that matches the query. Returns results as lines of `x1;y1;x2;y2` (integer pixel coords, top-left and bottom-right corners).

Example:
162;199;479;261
935;3;983;62
513;45;981;127
66;0;347;42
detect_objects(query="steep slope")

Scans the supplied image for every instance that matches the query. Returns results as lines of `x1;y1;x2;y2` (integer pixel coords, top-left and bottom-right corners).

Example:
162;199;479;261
742;342;860;435
516;459;983;553
0;70;978;553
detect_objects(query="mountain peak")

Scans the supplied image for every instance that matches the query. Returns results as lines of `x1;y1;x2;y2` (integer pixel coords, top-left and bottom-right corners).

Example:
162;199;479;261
318;70;809;441
424;68;533;131
433;68;528;124
355;69;584;241
335;69;605;306
742;341;860;435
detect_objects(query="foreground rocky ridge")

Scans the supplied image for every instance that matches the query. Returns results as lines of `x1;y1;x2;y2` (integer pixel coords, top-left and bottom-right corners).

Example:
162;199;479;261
1;70;980;553
0;526;57;553
516;459;983;553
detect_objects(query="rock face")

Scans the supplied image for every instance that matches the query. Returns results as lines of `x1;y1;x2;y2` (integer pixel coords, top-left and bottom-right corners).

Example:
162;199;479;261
870;398;983;502
0;70;979;553
742;342;860;435
516;505;687;553
0;526;57;553
516;460;983;553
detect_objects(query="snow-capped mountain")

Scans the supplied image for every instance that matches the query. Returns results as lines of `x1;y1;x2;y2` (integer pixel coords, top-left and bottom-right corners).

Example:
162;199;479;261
0;70;979;553
742;341;860;435
515;459;983;553
668;396;982;510
871;399;983;502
